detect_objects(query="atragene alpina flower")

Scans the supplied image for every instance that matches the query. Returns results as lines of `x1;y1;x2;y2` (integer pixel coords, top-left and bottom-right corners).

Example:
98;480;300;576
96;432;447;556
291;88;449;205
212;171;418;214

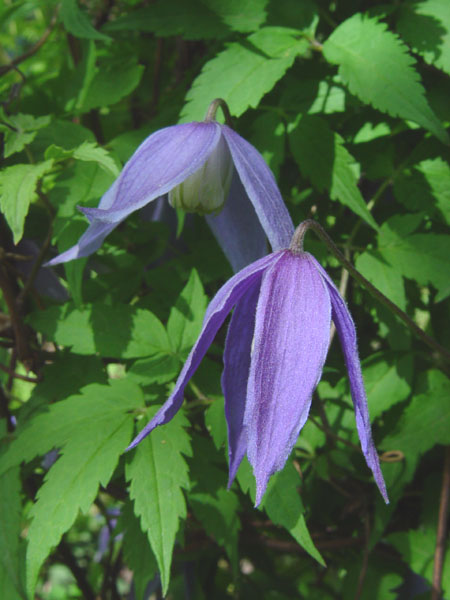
127;223;388;506
47;99;293;272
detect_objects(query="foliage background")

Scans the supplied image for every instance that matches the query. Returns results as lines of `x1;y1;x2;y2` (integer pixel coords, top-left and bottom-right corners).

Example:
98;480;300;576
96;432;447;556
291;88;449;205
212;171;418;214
0;0;449;598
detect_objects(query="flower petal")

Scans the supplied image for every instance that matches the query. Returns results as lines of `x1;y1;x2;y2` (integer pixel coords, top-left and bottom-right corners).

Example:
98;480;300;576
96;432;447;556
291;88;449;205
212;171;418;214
222;280;261;486
81;122;222;224
221;125;294;252
126;252;281;451
309;255;389;503
206;172;268;272
245;251;332;506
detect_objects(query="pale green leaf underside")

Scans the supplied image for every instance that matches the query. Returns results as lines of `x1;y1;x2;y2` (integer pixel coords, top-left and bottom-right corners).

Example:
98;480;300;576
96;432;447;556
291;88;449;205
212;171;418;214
289;115;378;229
0;160;53;243
323;13;449;144
126;411;191;595
181;27;310;121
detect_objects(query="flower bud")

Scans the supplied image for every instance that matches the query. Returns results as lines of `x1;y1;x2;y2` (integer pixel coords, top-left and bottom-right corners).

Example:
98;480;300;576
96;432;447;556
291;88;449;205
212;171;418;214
168;136;233;215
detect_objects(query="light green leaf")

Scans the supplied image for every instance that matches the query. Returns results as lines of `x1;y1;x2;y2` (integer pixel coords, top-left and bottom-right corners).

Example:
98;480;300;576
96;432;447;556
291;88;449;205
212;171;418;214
181;27;310;121
167;269;207;355
0;160;53;243
201;0;269;32
45;141;120;177
205;396;227;450
126;410;192;595
0;467;26;599
1;379;142;475
61;0;111;41
377;220;450;301
323;13;449;144
288;115;378;229
356;250;406;310
28;303;170;358
24;380;142;596
393;157;450;225
396;0;450;75
128;354;179;386
0;113;50;158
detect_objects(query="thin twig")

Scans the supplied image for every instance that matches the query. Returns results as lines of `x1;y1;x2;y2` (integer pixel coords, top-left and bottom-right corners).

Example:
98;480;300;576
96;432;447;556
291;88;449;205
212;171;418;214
0;362;40;383
0;7;59;76
354;512;371;600
432;446;450;600
17;225;53;308
0;266;31;364
291;220;450;364
329;246;350;346
56;540;96;600
309;415;361;453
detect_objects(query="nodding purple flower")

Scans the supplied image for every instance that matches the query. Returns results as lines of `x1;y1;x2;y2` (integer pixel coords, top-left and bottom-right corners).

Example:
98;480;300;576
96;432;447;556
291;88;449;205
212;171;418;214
127;235;388;506
46;100;294;273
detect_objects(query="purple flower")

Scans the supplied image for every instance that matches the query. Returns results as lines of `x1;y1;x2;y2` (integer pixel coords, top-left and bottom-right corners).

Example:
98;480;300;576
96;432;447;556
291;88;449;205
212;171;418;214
47;118;294;272
127;246;388;506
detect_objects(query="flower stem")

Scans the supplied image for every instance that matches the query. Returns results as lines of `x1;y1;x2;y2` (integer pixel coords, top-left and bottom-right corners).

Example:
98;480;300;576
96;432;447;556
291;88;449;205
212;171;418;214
204;98;234;128
293;219;450;365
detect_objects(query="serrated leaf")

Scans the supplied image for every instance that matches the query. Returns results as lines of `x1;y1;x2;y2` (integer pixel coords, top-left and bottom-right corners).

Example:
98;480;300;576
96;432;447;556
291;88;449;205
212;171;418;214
1;379;142;475
25;379;142;596
237;458;324;564
45;141;120;178
323;13;449;144
355;250;406;310
0;113;50;158
128;354;180;387
205;396;227;450
126;410;192;595
377;221;450;301
28;303;170;358
288;115;378;229
61;0;111;41
201;0;269;32
167;269;207;355
0;160;53;243
396;0;450;75
181;27;309;121
0;467;26;599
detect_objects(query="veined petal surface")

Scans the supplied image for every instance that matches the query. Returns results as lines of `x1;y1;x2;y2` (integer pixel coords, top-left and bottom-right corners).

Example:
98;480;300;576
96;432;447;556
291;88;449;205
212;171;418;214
310;255;389;503
221;125;294;252
126;252;281;451
206;172;268;272
245;251;331;505
222;281;260;485
82;122;222;224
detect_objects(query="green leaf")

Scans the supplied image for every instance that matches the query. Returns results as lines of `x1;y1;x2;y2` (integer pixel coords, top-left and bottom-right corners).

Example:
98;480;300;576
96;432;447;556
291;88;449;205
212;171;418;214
205;396;227;450
128;354;180;387
388;527;450;594
181;27;310;121
288;115;378;229
167;269;207;355
45;141;120;178
377;220;450;301
0;160;53;243
0;113;50;158
396;0;450;76
119;502;158;600
393;157;450;225
1;379;142;475
28;303;170;358
250;112;285;178
126;410;192;595
323;13;449;144
61;0;111;41
237;458;325;564
24;380;142;596
201;0;269;32
0;467;26;599
355;250;406;310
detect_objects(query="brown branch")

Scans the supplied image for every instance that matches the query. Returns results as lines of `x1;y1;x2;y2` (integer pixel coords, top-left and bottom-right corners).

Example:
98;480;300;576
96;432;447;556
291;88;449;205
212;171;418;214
0;362;40;383
0;7;59;77
56;540;96;600
0;265;31;364
432;446;450;600
354;513;371;600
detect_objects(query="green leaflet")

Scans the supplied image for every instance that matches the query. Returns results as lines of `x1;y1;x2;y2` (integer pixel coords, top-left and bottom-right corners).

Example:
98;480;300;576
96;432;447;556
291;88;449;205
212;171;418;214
28;303;170;358
356;250;406;310
167;269;207;356
288;115;378;229
0;160;54;243
181;27;310;121
126;410;192;595
0;113;50;158
45;141;120;178
60;0;111;41
323;13;449;144
24;379;142;597
396;0;450;76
